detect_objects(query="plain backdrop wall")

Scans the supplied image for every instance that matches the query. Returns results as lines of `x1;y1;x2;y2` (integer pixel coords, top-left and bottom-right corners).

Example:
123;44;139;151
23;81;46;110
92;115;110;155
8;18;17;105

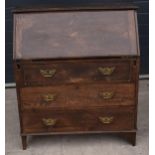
5;0;149;83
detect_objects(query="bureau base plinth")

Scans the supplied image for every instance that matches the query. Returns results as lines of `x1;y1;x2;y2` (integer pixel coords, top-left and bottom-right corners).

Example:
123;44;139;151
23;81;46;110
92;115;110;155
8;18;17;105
21;131;136;149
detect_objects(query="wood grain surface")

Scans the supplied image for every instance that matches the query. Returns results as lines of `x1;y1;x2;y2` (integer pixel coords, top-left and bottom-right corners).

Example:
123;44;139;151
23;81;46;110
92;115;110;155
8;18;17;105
14;10;138;59
22;106;135;133
20;83;135;109
17;58;136;86
13;6;140;149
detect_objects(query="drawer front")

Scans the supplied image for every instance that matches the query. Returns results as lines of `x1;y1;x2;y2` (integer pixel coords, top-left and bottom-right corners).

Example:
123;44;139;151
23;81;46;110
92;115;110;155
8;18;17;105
21;59;135;86
20;83;135;109
22;107;135;133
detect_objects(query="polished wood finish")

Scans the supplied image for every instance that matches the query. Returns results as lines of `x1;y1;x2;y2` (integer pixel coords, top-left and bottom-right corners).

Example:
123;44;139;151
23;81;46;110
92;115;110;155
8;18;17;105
13;6;140;149
13;5;138;13
13;10;138;59
22;107;135;133
20;84;135;109
18;58;136;86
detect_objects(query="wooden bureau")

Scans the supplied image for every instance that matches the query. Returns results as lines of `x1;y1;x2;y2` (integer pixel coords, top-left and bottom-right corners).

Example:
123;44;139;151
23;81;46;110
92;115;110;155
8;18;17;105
13;5;140;149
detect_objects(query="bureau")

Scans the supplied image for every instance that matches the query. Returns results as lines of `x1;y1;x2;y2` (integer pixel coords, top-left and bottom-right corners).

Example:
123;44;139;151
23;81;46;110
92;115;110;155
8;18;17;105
13;5;140;149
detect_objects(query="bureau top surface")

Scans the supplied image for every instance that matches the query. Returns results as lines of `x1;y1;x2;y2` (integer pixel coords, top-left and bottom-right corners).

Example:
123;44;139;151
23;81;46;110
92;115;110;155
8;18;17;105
13;8;139;60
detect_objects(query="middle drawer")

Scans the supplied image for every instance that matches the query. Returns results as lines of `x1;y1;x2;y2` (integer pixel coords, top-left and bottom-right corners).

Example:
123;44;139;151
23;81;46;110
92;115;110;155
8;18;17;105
20;83;135;109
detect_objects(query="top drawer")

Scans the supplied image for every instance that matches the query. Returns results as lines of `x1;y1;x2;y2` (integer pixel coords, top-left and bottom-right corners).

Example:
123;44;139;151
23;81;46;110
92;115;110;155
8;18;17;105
17;59;136;86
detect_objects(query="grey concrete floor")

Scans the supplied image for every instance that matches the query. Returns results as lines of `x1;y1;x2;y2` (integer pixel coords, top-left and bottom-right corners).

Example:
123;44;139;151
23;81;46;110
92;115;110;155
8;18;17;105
5;80;149;155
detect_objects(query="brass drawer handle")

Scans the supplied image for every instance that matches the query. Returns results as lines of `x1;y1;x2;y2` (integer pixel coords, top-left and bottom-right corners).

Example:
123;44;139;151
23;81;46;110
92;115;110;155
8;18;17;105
43;94;56;102
99;116;114;124
42;118;57;126
98;67;115;75
40;69;56;78
99;92;114;99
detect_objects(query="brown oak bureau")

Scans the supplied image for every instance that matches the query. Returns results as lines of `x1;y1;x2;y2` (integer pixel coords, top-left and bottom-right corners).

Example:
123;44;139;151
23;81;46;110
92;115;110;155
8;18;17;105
13;5;140;149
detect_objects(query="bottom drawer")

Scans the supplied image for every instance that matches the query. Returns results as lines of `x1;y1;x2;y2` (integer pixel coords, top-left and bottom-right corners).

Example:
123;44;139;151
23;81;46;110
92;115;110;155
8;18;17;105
22;107;135;133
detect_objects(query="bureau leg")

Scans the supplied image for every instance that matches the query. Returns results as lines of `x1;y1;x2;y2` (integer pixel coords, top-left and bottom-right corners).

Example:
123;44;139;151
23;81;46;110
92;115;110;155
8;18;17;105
21;135;27;150
120;132;136;146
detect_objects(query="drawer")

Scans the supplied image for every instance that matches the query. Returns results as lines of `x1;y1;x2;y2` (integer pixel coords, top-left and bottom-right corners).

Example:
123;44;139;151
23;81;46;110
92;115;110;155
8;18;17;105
20;59;135;86
20;83;135;109
22;107;135;133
